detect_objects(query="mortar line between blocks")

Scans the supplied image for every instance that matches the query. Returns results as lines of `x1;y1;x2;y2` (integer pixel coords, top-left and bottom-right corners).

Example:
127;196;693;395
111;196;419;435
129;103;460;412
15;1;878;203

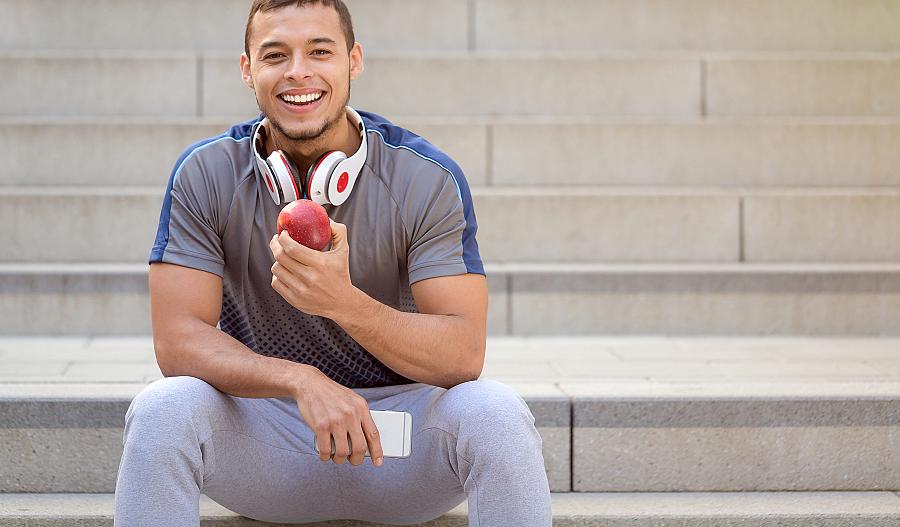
467;0;477;52
485;124;494;186
700;59;708;117
739;197;745;262
569;400;575;492
196;55;204;118
505;273;512;336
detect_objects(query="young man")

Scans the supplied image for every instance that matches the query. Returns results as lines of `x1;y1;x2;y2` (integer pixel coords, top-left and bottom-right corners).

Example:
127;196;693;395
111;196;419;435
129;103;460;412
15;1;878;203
114;0;552;525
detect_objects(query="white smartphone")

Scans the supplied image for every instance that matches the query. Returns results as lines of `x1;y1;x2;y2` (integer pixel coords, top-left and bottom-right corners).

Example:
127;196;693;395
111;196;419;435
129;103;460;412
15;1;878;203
316;409;412;459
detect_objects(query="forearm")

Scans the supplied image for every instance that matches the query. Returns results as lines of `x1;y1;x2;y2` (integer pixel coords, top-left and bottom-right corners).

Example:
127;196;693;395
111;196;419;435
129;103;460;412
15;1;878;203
330;288;484;388
155;321;312;399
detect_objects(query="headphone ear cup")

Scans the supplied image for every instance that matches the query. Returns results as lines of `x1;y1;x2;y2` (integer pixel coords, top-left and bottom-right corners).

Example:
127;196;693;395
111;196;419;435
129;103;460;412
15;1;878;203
327;159;358;206
307;151;346;205
282;156;303;199
269;151;300;203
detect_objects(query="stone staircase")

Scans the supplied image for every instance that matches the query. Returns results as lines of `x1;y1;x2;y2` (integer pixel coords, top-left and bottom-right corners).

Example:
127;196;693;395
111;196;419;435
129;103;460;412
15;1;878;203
1;0;899;524
3;336;900;524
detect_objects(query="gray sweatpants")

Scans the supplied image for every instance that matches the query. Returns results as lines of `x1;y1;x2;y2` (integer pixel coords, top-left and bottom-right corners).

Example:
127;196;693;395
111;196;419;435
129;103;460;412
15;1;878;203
114;376;552;526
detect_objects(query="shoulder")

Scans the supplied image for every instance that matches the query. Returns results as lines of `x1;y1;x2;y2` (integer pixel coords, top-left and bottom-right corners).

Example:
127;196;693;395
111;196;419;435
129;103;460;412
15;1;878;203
169;116;260;190
360;109;468;203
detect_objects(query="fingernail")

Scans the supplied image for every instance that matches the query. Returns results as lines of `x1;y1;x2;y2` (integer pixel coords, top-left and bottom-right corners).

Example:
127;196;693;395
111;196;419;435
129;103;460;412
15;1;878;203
374;457;383;467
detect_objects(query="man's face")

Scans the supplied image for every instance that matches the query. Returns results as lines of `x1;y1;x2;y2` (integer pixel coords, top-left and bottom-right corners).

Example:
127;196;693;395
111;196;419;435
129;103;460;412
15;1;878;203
240;3;363;142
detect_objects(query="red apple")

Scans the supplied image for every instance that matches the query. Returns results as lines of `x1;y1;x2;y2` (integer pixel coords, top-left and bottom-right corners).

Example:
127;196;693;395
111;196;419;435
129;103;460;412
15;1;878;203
277;200;332;251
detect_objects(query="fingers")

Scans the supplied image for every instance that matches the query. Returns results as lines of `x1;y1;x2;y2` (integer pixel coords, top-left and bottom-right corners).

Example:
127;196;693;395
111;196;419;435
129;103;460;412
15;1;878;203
361;413;384;467
277;231;322;265
315;431;332;462
348;425;367;466
331;430;352;465
328;220;349;253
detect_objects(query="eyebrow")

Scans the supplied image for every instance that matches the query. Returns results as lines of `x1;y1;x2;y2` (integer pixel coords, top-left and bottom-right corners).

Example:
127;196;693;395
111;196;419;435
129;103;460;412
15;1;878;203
257;37;337;53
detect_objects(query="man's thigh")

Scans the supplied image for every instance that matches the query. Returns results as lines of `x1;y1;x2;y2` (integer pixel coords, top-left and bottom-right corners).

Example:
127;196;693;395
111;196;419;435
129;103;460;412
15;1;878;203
201;382;463;524
332;383;466;524
196;391;347;523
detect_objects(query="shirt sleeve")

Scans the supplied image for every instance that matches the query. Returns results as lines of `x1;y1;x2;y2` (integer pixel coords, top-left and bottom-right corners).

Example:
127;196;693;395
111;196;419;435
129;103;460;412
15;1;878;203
149;148;226;277
405;167;485;286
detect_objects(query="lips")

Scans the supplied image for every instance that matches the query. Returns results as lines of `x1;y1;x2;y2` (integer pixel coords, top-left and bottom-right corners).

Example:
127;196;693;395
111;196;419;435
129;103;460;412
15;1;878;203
277;90;326;114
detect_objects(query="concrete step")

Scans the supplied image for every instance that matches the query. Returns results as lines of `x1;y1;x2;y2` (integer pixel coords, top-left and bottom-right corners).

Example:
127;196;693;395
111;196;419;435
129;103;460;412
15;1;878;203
3;186;900;264
2;491;899;526
475;0;900;53
2;333;900;493
4;117;900;188
0;118;488;187
2;263;900;335
3;51;699;118
0;0;470;53
6;51;899;118
3;0;899;53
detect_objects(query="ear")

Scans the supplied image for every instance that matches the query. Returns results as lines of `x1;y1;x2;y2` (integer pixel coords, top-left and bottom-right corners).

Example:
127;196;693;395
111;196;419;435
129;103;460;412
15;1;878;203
349;42;364;81
240;53;255;90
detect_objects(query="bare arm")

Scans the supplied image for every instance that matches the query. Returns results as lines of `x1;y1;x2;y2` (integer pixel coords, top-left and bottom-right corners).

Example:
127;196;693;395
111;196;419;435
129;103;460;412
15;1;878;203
269;224;488;390
331;273;487;389
149;262;384;467
149;262;304;398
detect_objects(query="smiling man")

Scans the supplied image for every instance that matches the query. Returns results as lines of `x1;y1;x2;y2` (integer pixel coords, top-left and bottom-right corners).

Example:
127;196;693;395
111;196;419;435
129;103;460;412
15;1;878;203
113;0;551;526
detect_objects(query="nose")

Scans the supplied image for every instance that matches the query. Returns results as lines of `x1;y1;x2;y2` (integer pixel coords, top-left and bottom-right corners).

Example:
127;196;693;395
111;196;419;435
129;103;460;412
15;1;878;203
284;54;313;81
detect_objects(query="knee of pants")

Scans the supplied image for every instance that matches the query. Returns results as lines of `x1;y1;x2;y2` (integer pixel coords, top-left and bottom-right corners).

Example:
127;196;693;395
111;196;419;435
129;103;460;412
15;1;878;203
435;379;539;444
123;375;220;445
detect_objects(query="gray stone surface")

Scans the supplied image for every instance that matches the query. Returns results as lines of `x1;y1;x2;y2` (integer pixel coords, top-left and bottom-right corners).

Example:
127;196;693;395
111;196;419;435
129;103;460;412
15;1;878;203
1;54;197;117
9;119;900;189
474;191;740;263
204;55;702;118
745;195;900;262
0;267;507;337
0;270;152;335
0;190;748;264
5;266;900;336
2;491;899;526
537;427;570;492
573;425;900;492
474;0;900;52
707;58;900;116
0;122;228;186
0;0;469;53
573;399;900;428
0;119;486;187
491;121;900;187
3;337;900;493
0;191;163;263
0;428;121;493
510;270;900;335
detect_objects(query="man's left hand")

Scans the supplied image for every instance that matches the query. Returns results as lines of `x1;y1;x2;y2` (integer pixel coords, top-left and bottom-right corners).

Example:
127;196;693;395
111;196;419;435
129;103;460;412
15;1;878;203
269;219;356;319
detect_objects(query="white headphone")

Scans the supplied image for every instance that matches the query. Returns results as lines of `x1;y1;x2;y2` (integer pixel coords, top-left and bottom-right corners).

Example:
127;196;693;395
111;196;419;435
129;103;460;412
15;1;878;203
251;106;367;207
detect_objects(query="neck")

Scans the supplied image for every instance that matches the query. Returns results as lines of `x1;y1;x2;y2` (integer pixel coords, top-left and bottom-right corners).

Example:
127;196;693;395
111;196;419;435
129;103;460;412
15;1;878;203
264;109;361;177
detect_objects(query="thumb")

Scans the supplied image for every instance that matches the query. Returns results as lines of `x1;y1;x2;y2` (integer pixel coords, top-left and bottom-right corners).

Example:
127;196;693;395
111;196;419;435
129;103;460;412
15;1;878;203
329;219;348;251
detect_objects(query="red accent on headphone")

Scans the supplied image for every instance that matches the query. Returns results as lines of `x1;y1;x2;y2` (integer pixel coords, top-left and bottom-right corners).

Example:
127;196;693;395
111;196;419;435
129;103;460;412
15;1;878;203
264;174;274;193
337;172;349;193
277;151;300;199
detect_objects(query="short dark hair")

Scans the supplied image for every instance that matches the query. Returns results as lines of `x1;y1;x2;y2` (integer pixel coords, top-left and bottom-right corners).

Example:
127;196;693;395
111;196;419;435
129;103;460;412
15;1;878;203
244;0;355;61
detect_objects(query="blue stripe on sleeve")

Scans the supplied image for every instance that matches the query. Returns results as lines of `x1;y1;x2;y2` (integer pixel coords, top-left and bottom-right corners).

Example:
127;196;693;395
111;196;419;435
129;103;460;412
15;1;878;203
359;110;485;276
149;117;259;264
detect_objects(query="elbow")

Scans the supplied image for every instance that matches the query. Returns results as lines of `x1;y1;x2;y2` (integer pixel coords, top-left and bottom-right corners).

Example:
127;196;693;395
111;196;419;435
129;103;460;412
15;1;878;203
153;334;186;378
441;340;485;389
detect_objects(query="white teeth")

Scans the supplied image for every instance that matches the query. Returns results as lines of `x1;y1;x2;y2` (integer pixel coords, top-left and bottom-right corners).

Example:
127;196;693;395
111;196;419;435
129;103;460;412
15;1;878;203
281;92;322;104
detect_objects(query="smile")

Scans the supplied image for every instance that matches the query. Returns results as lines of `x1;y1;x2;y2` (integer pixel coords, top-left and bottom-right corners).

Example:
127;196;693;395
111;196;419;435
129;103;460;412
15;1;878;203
279;91;324;106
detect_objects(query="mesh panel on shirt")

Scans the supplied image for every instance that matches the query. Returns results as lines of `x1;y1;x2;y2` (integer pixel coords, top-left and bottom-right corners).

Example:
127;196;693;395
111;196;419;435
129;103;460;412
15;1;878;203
219;284;412;388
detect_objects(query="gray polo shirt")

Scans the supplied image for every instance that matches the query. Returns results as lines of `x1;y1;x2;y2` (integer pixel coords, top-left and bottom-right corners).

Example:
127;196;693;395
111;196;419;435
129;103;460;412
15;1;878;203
150;109;485;388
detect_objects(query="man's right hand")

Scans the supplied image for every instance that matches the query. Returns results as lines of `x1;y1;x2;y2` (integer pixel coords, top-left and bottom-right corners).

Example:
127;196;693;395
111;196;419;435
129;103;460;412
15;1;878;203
290;364;384;467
